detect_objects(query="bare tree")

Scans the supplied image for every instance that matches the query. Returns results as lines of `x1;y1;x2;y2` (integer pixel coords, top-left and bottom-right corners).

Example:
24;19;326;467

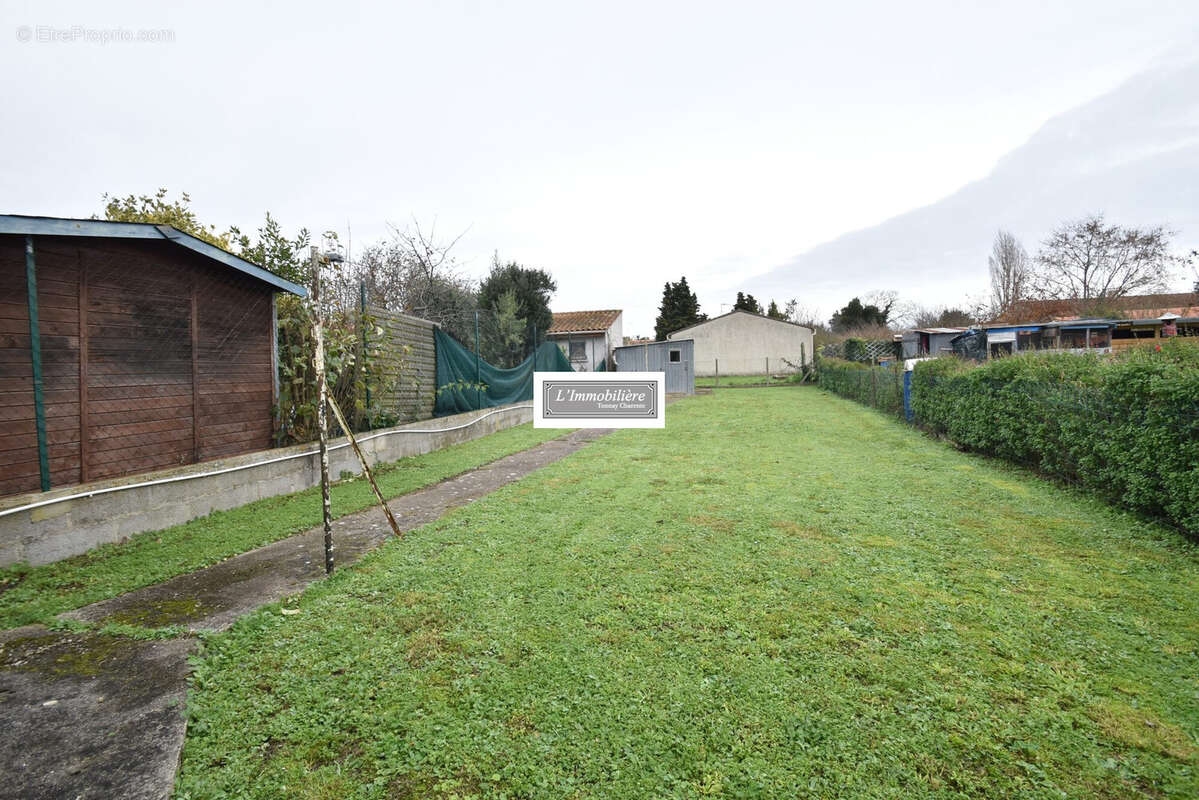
349;220;478;342
987;229;1029;318
1032;214;1180;307
783;298;825;330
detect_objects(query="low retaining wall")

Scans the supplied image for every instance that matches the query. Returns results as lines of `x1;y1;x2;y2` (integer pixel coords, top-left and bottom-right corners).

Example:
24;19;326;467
0;404;533;567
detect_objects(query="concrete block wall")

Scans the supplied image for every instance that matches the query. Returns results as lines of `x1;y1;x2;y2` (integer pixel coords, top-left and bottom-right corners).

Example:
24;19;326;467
0;403;532;567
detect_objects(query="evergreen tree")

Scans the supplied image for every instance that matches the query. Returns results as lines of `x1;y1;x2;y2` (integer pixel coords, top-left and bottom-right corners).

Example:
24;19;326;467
766;299;786;320
733;292;762;314
478;254;556;347
654;276;705;340
829;297;890;331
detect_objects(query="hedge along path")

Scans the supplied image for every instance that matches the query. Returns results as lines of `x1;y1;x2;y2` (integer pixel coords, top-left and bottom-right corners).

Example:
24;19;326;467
1;427;609;800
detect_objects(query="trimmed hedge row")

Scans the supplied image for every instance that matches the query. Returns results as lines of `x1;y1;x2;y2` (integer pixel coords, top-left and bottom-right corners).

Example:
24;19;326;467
818;357;905;418
911;342;1199;537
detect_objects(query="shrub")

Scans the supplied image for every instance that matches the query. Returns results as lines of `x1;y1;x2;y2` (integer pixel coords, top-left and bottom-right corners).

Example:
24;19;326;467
911;342;1199;537
818;357;906;418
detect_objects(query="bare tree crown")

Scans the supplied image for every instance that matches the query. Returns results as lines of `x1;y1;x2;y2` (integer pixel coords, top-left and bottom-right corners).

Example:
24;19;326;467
988;229;1029;318
1033;214;1180;303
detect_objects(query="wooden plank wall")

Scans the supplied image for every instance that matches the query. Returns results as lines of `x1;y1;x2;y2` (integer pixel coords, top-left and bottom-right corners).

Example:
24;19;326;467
369;308;436;423
194;266;274;459
84;239;195;481
0;235;277;497
0;237;83;495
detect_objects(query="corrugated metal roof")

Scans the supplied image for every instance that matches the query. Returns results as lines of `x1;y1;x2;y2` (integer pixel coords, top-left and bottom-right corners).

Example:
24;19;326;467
0;214;307;297
548;309;621;334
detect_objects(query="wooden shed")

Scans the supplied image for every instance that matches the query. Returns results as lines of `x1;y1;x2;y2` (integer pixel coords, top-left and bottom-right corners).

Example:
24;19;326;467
0;215;305;497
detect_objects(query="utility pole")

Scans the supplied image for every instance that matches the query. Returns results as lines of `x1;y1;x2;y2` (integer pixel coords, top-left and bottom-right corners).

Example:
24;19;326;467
310;246;334;574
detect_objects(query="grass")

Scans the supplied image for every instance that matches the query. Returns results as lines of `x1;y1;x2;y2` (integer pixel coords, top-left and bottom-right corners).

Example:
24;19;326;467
0;423;565;629
694;374;792;388
176;388;1199;799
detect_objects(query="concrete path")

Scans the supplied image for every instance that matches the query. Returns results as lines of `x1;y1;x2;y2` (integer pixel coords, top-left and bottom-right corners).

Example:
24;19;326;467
0;428;607;800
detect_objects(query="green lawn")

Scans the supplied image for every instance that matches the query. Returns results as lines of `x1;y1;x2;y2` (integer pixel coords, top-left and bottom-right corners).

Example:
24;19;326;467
694;374;793;388
0;424;565;629
176;388;1198;799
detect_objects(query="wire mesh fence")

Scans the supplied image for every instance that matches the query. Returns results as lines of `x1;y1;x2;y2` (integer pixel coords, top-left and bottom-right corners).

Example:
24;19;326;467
816;359;906;418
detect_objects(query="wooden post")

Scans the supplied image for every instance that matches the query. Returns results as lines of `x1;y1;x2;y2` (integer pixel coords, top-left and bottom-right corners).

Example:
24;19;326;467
327;394;401;538
78;252;90;483
311;247;334;574
190;276;201;463
25;236;50;492
270;293;280;438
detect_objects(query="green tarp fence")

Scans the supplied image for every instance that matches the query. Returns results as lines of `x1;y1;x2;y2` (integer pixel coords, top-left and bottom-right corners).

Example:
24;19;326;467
434;327;573;416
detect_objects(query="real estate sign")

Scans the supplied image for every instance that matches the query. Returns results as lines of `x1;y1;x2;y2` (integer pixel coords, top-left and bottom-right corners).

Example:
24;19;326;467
534;372;665;428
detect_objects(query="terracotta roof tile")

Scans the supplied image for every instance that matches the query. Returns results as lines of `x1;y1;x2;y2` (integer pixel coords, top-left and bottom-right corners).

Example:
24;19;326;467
548;309;621;334
996;292;1199;323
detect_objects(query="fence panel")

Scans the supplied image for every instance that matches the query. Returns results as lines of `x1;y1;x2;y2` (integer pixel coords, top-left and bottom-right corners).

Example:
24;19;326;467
367;308;435;425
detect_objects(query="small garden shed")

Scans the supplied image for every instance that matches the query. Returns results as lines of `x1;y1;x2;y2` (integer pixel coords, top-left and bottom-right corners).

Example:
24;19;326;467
0;215;305;497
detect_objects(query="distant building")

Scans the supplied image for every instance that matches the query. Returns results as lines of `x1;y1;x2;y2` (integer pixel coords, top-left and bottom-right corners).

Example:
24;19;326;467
666;310;813;376
613;338;695;394
547;309;622;371
899;328;968;359
996;292;1199;323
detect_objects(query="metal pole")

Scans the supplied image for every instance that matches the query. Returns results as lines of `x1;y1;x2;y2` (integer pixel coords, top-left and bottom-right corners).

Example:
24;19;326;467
474;310;481;409
360;280;370;424
310;247;334;574
715;358;719;388
25;236;50;492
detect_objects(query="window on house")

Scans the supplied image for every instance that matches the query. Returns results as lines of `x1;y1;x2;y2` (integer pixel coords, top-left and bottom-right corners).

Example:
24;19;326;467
1089;328;1111;348
1059;329;1087;349
669;349;681;363
569;341;586;360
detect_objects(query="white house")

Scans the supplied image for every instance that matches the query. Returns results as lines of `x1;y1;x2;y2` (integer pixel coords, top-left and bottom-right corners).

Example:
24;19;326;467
547;309;622;371
667;310;813;376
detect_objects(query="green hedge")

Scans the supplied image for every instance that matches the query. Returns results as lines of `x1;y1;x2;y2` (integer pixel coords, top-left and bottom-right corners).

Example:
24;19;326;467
911;342;1199;536
818;357;905;418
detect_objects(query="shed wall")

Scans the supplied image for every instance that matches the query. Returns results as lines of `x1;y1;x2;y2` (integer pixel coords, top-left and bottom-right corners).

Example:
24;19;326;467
0;235;279;497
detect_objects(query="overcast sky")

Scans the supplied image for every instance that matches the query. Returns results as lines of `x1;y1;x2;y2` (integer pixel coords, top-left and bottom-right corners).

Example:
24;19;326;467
2;1;1197;335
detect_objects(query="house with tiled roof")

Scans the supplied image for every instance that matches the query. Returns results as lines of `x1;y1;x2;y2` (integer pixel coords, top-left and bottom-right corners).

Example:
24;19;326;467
994;292;1199;323
546;309;622;371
